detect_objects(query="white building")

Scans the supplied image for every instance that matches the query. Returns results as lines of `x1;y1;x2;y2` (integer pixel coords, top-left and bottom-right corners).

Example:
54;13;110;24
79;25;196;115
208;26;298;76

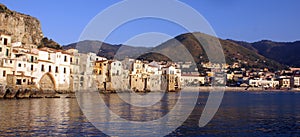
294;76;300;87
181;74;205;87
249;78;279;88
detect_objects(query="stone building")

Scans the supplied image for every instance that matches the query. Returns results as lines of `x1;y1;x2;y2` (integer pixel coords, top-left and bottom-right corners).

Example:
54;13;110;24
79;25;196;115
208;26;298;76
144;63;162;91
78;52;107;91
93;60;109;90
130;60;147;92
161;65;181;91
94;60;128;91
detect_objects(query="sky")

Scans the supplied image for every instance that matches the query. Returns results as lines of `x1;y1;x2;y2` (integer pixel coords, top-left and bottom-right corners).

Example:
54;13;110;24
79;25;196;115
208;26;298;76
1;0;300;46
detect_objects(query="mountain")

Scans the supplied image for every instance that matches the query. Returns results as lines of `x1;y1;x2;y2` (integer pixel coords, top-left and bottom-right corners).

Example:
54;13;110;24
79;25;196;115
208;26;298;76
64;32;285;71
63;40;150;60
0;4;43;45
139;32;284;70
230;40;300;67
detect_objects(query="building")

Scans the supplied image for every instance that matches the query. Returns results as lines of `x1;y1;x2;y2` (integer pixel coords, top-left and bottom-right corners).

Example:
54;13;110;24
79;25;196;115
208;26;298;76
93;60;128;91
79;52;106;91
181;74;205;87
248;78;279;88
294;76;300;88
162;65;181;91
0;34;188;93
145;63;162;91
130;60;146;92
279;77;293;88
65;49;81;92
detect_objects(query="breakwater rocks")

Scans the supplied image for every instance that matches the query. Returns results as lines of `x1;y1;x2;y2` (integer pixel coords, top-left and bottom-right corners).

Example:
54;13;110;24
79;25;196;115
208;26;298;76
0;86;75;99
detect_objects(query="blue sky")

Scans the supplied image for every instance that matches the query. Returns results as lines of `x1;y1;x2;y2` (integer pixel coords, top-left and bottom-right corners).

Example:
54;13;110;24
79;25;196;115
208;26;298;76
1;0;300;45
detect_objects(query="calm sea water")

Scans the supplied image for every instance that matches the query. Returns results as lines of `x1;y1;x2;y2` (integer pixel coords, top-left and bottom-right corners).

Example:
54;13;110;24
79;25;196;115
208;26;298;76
0;91;300;136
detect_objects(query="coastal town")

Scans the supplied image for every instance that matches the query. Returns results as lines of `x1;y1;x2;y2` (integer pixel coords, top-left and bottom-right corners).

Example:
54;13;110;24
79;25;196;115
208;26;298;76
0;33;300;98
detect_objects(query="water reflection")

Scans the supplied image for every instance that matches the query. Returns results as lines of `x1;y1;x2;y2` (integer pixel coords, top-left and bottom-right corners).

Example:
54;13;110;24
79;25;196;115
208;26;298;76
76;91;197;137
0;98;104;136
100;92;179;121
0;91;300;136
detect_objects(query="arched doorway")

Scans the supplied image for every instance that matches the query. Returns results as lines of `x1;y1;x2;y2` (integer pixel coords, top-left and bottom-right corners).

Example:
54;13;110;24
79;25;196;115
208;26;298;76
39;73;56;91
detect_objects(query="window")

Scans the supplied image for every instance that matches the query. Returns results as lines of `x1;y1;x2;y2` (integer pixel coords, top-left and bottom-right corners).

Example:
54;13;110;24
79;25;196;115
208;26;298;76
30;56;34;62
49;66;52;72
70;57;73;63
10;60;12;64
3;71;6;77
41;65;44;72
6;49;9;56
23;79;26;83
0;47;2;52
55;66;59;73
64;56;67;62
64;67;66;74
18;63;21;67
3;38;7;45
99;70;102;75
16;79;22;85
48;53;51;60
31;65;34;71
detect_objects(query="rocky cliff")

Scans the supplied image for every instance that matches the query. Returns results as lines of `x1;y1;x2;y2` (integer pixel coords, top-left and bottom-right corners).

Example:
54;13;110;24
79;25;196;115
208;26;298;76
0;4;43;45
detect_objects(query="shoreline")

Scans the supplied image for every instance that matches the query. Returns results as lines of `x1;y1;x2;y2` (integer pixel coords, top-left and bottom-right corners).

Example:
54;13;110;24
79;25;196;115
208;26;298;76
182;86;300;92
1;86;299;100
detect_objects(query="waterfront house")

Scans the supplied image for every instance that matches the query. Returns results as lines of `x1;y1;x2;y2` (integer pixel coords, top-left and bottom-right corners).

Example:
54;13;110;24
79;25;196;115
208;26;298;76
0;33;13;86
79;52;106;91
130;60;146;92
161;65;180;91
248;78;279;88
144;63;162;91
279;77;293;88
294;76;300;88
65;49;81;92
180;74;205;87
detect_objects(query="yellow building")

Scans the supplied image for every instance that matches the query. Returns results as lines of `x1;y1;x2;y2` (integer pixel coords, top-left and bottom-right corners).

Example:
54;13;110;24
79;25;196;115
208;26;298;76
93;60;109;90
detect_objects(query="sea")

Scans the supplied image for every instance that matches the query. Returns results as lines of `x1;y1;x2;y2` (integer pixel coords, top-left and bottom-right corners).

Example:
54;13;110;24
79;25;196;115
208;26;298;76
0;91;299;136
